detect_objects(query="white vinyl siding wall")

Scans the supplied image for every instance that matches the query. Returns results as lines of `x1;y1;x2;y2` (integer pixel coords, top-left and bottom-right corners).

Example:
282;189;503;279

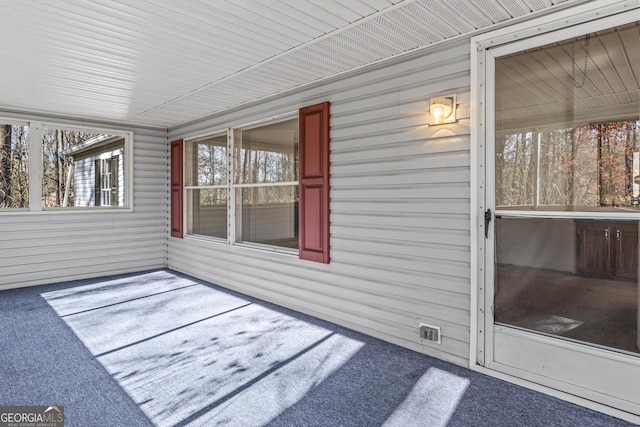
168;39;472;366
73;156;96;206
0;114;167;290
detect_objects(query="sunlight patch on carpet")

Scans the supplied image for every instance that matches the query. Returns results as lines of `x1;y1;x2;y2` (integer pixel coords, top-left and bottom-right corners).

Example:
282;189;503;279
382;368;470;427
42;271;364;427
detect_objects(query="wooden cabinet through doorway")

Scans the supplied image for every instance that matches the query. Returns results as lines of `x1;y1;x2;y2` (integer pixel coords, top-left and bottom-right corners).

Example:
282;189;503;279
576;220;638;280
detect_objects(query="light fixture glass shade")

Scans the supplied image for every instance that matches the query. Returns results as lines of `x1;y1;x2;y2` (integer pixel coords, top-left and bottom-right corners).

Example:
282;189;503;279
429;96;456;125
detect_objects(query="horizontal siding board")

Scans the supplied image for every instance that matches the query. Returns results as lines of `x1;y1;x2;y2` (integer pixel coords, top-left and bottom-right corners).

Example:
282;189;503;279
1;244;165;272
2;260;166;289
135;169;168;179
0;216;165;232
166;38;473;365
333;249;470;280
0;227;165;244
332;214;470;233
332;183;470;199
331;237;469;263
333;135;470;161
327;264;471;296
134;149;168;160
331;151;469;174
331;200;470;215
330;121;470;150
0;236;164;256
332;167;470;186
332;224;469;246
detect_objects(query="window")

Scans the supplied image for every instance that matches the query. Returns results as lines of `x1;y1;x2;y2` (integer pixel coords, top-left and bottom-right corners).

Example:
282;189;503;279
177;102;330;262
184;119;298;248
0;123;29;208
233;118;299;249
44;130;127;208
185;133;227;238
0;121;130;211
96;156;119;207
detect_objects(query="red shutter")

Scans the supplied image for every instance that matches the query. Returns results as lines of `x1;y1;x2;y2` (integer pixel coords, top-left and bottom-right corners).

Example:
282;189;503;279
299;102;330;263
170;139;183;238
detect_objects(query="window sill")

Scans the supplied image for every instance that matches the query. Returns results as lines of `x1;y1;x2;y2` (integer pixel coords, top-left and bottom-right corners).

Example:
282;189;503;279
0;207;134;215
181;234;298;257
183;234;227;244
234;241;298;257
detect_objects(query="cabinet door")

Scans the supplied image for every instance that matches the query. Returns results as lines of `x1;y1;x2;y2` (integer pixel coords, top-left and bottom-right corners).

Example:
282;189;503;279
576;222;612;277
614;224;638;280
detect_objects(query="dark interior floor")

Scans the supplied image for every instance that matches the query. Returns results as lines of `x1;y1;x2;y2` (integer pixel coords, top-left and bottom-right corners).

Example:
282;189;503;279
495;264;639;354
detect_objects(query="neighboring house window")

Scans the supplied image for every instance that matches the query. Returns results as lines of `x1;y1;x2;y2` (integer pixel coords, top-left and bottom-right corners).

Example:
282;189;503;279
95;156;119;207
0;123;29;209
178;102;330;262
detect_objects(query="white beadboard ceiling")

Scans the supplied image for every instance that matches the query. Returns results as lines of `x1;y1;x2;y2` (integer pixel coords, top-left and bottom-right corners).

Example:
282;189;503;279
0;0;576;128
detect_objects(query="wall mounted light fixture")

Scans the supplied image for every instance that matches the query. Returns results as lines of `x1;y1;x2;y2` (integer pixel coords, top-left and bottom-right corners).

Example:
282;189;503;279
429;95;456;125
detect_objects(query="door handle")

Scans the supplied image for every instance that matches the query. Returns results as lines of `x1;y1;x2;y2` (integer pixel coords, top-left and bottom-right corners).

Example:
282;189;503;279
484;209;492;239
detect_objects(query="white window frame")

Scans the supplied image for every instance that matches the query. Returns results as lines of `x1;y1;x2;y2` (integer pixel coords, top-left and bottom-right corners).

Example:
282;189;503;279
0;118;133;213
184;130;229;241
39;123;133;211
183;112;299;255
232;114;299;254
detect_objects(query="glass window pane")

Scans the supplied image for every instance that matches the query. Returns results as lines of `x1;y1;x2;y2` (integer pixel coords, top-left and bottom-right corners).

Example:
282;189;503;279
537;128;592;206
234;118;298;185
187;188;227;238
43;129;125;208
235;185;298;249
493;22;640;357
185;133;228;239
495;217;639;355
495;132;535;207
185;134;227;187
495;22;640;212
0;124;29;208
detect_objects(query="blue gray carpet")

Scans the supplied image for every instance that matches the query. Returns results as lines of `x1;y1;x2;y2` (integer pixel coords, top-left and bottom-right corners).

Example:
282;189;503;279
0;269;637;427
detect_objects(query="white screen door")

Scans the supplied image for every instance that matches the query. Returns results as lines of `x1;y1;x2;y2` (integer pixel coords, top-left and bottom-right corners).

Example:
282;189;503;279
477;6;640;418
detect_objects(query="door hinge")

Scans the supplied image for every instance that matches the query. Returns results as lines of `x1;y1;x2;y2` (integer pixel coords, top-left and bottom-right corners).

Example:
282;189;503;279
484;209;492;238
